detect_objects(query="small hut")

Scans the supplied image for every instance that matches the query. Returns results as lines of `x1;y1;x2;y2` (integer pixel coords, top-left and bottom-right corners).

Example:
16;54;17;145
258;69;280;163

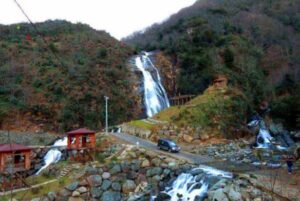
0;144;32;173
0;144;32;191
67;128;96;161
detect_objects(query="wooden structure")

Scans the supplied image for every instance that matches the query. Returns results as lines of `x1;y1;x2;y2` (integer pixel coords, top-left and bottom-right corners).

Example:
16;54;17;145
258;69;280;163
170;95;195;106
213;75;228;88
67;128;96;162
0;144;32;191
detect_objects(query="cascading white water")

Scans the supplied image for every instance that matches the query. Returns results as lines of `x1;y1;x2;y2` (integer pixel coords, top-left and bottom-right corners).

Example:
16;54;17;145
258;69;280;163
160;165;232;201
134;52;170;117
36;137;67;175
256;129;273;148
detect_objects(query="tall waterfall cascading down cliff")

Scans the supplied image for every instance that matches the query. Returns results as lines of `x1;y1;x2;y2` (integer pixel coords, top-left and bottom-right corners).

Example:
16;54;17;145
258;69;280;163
134;52;170;117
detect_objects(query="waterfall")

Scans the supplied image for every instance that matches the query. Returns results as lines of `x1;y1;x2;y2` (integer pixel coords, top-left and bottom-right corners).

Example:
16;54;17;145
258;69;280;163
134;52;170;117
156;165;232;201
35;137;67;175
256;129;273;148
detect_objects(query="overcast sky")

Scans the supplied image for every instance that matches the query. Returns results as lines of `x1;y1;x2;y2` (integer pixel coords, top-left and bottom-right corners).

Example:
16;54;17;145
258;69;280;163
0;0;196;39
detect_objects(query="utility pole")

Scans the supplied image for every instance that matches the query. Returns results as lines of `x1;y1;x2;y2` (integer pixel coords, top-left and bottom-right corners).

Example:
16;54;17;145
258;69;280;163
104;96;109;134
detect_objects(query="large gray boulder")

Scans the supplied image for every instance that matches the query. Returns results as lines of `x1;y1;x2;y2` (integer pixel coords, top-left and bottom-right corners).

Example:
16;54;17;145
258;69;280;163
110;164;121;174
87;175;102;187
101;180;112;191
209;189;229;201
122;180;137;193
101;191;121;201
111;182;121;191
66;182;79;191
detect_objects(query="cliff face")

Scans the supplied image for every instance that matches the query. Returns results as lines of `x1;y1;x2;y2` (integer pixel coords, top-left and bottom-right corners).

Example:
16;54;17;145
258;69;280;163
151;52;177;97
0;20;142;131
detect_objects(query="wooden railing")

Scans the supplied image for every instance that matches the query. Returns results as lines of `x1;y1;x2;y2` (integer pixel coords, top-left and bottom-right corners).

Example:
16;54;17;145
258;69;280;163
68;143;95;149
170;95;196;106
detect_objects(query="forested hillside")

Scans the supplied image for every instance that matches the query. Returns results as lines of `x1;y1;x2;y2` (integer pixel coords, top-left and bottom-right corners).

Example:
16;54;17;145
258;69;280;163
0;20;140;131
124;0;300;129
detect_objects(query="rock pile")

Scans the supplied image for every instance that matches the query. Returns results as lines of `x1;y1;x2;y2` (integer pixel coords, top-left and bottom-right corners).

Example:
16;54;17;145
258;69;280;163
29;146;192;201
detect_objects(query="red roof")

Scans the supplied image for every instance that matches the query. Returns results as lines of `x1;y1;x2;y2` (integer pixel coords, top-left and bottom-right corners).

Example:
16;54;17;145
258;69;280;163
0;144;32;153
67;128;95;135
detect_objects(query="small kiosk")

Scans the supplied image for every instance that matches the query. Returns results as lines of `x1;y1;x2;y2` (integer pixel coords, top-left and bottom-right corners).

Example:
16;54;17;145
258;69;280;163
0;144;32;191
67;128;96;161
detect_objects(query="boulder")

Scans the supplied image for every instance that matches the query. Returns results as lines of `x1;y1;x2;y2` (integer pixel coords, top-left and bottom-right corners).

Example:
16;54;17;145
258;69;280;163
209;189;229;201
77;186;88;194
87;175;102;187
146;167;162;177
68;198;84;201
102;172;111;180
122;180;137;193
91;187;102;198
228;187;242;200
59;189;72;197
183;134;193;143
131;160;141;172
101;180;112;191
110;164;121;174
47;192;56;201
111;182;121;191
155;192;171;201
151;158;161;167
66;182;79;191
101;191;121;201
72;191;80;197
84;166;98;175
200;134;209;141
141;159;150;168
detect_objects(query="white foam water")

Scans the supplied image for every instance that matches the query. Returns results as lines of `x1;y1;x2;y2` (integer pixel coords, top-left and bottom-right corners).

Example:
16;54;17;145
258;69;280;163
35;137;67;175
134;52;170;117
156;166;232;201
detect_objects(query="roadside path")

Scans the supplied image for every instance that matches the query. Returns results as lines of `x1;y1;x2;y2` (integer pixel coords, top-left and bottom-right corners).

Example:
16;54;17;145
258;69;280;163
110;132;259;172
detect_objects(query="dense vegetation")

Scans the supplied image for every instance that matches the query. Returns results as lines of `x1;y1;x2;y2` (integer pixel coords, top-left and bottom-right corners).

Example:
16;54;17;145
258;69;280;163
124;0;300;129
155;86;249;138
0;20;140;131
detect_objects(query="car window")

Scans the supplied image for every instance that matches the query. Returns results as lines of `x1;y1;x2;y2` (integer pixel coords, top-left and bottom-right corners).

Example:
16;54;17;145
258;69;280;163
169;141;176;147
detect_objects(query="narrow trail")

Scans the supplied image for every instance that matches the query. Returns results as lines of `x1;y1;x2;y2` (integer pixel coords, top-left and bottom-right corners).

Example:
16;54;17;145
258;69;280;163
0;179;57;196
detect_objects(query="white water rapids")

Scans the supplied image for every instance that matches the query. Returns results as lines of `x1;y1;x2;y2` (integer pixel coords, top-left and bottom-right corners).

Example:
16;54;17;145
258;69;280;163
134;52;170;117
155;165;233;201
35;137;67;175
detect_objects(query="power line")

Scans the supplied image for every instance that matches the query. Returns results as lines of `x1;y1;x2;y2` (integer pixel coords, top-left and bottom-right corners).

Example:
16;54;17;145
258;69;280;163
13;0;66;69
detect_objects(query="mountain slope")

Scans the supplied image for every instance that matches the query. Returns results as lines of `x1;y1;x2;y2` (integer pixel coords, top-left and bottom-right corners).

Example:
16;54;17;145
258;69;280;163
124;0;300;129
0;20;140;131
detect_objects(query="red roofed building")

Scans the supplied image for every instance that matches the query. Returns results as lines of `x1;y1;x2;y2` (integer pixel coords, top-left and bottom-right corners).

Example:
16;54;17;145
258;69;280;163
67;128;96;161
0;144;32;173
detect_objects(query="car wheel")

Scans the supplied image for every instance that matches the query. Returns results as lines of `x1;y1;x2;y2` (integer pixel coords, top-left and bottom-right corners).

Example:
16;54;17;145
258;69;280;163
168;148;172;152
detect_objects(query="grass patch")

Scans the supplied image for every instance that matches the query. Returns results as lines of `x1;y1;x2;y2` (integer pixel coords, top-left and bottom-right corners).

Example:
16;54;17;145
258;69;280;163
127;120;154;130
11;176;73;200
154;86;249;138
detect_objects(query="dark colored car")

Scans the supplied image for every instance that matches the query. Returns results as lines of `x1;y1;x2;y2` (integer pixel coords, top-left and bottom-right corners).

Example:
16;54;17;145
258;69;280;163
157;138;180;152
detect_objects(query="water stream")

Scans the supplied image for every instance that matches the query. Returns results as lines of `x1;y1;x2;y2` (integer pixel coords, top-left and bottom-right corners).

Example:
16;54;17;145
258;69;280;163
35;137;67;175
134;52;170;117
155;165;232;201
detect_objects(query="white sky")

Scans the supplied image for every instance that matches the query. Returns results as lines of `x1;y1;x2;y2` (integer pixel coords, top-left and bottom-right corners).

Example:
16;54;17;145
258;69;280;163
0;0;196;39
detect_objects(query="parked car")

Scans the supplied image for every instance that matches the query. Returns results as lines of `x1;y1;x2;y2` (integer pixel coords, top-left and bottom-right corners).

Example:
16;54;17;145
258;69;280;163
157;138;180;152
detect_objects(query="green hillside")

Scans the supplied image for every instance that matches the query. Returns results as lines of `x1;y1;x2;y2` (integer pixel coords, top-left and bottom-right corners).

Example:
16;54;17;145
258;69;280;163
0;20;140;131
124;0;300;129
155;85;249;138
